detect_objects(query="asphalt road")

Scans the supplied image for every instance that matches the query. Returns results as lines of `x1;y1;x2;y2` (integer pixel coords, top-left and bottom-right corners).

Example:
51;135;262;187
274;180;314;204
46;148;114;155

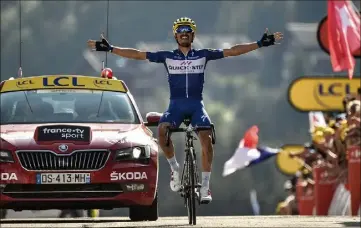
1;216;360;227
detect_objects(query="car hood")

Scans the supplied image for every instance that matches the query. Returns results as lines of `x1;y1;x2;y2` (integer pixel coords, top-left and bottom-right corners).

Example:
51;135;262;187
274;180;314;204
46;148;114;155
0;123;149;150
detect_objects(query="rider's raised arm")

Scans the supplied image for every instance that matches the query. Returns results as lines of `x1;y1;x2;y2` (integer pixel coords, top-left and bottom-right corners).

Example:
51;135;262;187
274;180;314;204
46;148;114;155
222;42;260;57
88;37;167;62
112;47;169;63
145;51;169;63
204;49;225;61
203;43;259;61
213;29;284;58
111;46;147;60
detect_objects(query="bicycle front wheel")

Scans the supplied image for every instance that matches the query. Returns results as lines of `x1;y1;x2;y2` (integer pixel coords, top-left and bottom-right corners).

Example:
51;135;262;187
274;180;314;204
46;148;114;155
187;148;197;225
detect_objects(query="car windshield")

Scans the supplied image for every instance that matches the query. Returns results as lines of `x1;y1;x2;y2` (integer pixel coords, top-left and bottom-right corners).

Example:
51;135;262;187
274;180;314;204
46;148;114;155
0;89;139;124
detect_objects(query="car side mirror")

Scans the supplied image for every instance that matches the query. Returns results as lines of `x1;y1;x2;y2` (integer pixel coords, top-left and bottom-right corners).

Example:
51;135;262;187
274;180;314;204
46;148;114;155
144;112;162;127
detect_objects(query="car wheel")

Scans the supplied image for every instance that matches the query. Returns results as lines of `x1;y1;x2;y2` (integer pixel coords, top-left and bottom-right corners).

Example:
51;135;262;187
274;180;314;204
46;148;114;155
0;209;7;219
129;192;158;221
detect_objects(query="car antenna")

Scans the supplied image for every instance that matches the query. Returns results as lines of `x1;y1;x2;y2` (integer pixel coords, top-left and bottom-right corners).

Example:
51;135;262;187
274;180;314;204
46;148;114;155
18;0;33;113
96;0;110;117
18;0;23;78
105;0;110;67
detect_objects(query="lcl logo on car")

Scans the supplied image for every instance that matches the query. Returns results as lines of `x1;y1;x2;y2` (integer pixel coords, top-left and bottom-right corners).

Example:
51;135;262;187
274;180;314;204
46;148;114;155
58;144;68;152
93;79;112;88
16;79;34;88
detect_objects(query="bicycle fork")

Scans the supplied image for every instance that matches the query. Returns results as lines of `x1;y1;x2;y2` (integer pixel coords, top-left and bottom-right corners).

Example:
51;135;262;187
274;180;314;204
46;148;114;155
192;149;202;204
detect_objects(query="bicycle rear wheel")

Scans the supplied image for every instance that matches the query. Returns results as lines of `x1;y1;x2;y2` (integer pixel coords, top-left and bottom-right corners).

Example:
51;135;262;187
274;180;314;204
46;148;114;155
186;148;197;225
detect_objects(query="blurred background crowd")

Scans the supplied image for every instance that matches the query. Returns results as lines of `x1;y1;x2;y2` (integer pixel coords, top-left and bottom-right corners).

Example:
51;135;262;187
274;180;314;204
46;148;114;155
276;88;361;215
1;0;360;218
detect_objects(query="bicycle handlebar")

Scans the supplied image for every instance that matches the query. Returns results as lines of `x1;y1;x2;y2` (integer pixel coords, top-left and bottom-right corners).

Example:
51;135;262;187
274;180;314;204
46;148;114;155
168;126;210;133
165;124;216;146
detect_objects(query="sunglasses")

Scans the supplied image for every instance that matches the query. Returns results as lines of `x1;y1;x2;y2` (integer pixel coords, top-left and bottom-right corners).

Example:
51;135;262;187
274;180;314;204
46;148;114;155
176;25;193;33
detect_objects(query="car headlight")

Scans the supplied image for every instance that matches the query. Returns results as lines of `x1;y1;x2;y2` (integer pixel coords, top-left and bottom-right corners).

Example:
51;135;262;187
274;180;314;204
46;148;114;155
0;150;14;163
115;146;150;162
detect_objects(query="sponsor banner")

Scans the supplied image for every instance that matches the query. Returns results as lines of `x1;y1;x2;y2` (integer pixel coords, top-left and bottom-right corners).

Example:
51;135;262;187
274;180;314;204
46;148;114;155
313;165;338;215
0;75;127;93
317;14;361;58
288;76;361;112
35;125;91;142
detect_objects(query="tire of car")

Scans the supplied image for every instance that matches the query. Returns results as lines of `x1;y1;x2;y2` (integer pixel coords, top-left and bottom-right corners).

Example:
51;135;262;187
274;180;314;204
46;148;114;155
0;209;7;219
129;192;158;221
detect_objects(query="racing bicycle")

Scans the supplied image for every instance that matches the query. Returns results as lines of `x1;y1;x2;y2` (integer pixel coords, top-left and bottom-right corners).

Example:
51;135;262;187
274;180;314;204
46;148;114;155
165;117;216;225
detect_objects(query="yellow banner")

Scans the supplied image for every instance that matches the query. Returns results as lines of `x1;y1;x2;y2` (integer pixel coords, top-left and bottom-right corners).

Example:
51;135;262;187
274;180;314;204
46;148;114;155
0;75;127;93
276;144;305;176
288;76;360;111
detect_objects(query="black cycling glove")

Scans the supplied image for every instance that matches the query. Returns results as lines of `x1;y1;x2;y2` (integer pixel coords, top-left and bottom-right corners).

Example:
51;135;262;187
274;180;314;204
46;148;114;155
257;30;276;48
95;36;114;52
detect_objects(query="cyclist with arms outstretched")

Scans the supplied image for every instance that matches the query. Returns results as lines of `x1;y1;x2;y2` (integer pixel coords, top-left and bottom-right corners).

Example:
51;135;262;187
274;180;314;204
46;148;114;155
87;17;283;204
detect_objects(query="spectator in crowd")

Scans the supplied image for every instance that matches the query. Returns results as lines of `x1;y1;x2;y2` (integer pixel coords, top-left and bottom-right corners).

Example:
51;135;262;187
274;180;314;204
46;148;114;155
276;177;299;215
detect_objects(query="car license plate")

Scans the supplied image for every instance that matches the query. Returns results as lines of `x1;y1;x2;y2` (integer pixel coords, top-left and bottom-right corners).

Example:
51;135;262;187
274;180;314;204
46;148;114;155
36;173;91;184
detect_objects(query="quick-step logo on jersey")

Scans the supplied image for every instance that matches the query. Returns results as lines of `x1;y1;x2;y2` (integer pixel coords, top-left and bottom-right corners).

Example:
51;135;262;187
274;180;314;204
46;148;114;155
166;58;206;74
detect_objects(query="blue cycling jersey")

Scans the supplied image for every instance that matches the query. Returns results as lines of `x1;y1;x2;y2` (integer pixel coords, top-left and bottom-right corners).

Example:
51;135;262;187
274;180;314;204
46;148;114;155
146;48;224;100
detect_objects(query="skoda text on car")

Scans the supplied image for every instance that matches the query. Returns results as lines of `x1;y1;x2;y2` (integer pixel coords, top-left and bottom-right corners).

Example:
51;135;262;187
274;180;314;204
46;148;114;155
0;75;162;221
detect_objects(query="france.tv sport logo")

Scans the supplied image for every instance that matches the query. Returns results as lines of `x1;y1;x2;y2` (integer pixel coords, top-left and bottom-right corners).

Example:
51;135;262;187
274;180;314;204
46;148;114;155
41;127;87;140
